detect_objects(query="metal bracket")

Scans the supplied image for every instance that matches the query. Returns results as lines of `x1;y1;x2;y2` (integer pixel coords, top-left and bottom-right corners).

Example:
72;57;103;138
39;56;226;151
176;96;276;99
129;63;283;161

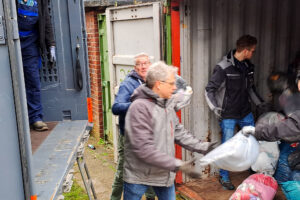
0;16;6;44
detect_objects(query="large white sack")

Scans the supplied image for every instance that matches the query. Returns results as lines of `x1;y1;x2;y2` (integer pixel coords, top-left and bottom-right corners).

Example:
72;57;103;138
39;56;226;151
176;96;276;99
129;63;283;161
251;141;280;175
199;132;259;171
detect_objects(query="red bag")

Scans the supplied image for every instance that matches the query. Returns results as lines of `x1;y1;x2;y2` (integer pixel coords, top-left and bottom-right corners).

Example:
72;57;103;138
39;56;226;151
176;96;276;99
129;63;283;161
230;174;278;200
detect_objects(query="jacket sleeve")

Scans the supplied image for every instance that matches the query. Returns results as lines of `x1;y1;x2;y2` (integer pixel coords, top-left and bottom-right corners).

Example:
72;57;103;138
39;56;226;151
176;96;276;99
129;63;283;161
205;65;226;110
126;102;181;171
246;64;264;105
44;0;55;47
255;111;300;142
112;83;132;115
174;117;209;154
248;87;264;106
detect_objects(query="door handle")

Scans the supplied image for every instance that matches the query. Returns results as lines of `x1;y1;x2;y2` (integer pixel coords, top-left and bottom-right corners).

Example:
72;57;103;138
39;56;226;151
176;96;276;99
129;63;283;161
75;43;83;90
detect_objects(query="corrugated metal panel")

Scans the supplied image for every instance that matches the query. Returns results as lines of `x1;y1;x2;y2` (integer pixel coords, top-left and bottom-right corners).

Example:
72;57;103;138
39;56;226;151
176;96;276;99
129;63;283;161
180;0;300;178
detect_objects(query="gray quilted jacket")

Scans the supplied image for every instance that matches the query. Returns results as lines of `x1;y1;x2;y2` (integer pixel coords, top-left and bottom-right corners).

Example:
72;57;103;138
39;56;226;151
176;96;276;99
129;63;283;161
123;85;208;187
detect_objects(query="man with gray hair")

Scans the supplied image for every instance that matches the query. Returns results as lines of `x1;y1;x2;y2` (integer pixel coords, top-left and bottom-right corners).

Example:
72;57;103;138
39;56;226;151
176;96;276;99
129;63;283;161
123;61;214;199
110;53;155;200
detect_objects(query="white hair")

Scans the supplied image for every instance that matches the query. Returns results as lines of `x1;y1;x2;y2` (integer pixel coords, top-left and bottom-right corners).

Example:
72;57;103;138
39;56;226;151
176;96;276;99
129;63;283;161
134;52;149;65
146;61;178;88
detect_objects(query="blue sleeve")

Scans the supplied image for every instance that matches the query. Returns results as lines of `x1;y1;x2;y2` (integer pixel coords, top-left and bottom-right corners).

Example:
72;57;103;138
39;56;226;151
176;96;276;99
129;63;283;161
112;83;132;115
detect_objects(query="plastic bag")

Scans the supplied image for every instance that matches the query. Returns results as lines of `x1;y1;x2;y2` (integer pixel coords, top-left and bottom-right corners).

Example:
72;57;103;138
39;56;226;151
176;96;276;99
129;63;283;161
280;181;300;200
199;132;259;171
230;174;278;200
274;142;299;183
251;141;280;175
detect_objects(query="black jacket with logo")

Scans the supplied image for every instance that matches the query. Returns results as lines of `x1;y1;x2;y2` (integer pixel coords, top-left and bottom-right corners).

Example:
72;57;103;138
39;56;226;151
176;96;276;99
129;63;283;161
205;50;263;119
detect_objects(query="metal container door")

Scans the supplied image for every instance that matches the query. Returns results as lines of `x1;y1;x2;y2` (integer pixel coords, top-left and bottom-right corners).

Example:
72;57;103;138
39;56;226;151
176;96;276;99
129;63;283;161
40;0;90;121
106;2;162;160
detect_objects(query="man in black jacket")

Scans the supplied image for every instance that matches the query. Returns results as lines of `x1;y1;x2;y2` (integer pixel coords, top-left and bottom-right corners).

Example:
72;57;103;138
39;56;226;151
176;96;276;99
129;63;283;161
205;35;263;190
17;0;56;131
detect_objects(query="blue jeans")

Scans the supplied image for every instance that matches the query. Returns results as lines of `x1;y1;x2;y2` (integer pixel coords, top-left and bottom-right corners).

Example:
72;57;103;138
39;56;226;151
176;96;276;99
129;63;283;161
219;113;255;180
123;182;175;200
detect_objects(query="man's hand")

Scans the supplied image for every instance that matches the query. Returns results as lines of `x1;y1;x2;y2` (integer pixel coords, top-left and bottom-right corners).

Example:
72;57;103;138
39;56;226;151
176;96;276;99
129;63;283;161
213;107;222;119
257;102;272;114
241;126;255;137
49;46;56;67
178;158;201;178
297;80;300;91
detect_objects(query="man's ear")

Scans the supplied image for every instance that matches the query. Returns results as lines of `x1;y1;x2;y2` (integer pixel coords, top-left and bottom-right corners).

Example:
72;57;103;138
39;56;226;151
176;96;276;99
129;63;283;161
154;81;160;90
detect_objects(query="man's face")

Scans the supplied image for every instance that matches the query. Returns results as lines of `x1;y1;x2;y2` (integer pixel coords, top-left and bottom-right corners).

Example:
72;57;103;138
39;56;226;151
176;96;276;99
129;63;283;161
134;56;151;80
158;73;177;99
245;45;256;60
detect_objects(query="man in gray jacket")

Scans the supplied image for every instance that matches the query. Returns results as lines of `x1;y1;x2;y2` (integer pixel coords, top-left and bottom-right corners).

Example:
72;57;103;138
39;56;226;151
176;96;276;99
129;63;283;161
123;61;214;200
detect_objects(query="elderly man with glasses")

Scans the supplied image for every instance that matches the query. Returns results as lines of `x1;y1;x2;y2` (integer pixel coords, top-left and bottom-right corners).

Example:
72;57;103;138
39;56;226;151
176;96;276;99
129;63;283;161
123;61;214;200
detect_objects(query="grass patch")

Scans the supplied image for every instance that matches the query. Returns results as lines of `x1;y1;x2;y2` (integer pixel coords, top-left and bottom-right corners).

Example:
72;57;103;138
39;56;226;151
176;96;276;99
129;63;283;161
98;138;106;145
64;180;88;200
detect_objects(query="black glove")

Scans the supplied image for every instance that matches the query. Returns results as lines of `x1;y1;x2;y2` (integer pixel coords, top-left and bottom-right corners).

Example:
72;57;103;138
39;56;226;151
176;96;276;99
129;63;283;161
178;158;201;178
257;102;273;116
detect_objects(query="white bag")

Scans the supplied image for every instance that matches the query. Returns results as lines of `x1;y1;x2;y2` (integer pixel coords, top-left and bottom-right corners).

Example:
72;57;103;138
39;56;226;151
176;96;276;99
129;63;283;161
199;132;259;171
251;141;280;175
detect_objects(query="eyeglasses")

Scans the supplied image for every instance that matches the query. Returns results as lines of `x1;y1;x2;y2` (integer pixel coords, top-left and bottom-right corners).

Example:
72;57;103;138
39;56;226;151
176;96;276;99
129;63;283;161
160;81;176;86
136;62;151;67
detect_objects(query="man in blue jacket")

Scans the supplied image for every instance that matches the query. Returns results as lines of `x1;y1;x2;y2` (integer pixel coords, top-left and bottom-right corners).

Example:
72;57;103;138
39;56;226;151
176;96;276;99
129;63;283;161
17;0;56;131
110;53;155;200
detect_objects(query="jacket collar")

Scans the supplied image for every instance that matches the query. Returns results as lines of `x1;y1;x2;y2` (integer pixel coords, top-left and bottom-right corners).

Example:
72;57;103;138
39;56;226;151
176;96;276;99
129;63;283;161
131;85;167;108
128;70;145;83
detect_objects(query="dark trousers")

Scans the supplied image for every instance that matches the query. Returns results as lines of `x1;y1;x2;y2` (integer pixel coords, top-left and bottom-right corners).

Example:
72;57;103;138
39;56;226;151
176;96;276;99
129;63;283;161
21;38;42;124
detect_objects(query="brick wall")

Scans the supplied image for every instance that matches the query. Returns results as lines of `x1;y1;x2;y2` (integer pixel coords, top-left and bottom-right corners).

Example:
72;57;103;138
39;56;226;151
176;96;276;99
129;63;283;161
85;9;104;139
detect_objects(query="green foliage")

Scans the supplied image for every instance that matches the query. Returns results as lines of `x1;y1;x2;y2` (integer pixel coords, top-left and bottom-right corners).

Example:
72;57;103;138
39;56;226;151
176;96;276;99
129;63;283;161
98;138;106;145
64;180;88;200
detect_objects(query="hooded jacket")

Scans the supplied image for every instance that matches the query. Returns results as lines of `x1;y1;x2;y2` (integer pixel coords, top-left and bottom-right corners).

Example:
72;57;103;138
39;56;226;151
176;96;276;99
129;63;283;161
205;50;263;119
112;70;144;135
123;85;209;187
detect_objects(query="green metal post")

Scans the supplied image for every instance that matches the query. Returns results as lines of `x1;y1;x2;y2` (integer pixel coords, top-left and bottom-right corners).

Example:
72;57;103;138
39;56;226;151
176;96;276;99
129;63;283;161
98;14;113;143
165;0;172;65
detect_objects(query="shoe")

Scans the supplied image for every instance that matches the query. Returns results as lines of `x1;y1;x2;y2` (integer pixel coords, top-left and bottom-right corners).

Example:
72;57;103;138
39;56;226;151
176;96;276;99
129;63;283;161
31;121;49;131
146;198;155;200
219;177;235;190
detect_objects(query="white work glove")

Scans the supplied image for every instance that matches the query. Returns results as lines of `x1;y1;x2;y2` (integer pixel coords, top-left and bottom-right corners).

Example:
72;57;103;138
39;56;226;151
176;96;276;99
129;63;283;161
213;107;222;119
241;126;255;137
49;46;56;67
177;158;201;179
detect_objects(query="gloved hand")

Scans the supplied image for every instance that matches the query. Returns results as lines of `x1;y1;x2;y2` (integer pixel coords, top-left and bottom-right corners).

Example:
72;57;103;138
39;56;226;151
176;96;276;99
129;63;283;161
257;102;273;114
213;107;222;119
197;141;218;154
178;158;201;178
241;126;255;137
49;46;56;67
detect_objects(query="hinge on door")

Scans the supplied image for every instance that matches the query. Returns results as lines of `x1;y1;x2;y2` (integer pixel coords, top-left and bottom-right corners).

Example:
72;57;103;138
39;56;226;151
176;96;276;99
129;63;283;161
0;16;6;44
